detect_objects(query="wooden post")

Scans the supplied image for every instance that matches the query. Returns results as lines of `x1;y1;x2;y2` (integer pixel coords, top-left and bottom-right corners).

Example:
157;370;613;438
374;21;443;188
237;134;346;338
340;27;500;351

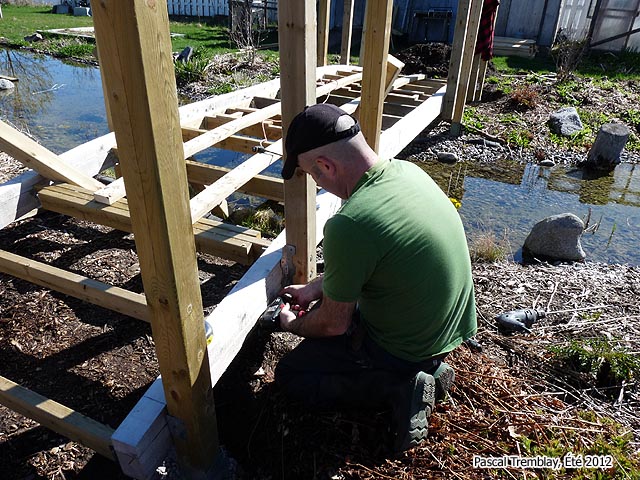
317;0;331;67
340;0;355;64
359;0;394;153
92;1;219;476
449;0;483;135
442;0;472;122
279;0;317;284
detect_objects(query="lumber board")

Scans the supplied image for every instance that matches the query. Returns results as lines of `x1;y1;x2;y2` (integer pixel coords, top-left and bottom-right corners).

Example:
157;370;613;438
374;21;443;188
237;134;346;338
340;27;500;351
0;119;104;191
182;128;274;154
0;375;115;460
279;0;318;284
451;0;483;130
379;86;445;160
384;54;405;97
202;115;282;140
37;183;269;265
442;0;472;121
189;140;283;224
359;0;393;153
317;0;330;66
109;190;341;478
185;161;284;202
0;249;149;322
93;0;220;471
340;0;355;64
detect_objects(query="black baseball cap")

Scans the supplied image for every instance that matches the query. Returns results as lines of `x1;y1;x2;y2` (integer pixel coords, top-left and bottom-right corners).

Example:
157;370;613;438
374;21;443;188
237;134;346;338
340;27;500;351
282;104;360;180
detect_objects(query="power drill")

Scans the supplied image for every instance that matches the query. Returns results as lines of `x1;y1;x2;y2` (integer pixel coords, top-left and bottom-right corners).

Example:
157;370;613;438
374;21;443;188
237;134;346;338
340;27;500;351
258;293;293;328
495;309;546;333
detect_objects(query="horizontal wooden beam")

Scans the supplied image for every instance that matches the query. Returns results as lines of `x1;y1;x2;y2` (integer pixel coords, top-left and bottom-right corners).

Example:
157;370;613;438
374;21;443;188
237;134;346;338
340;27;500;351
379;86;445;160
202;116;282;140
189;140;283;224
0;249;149;321
0;375;115;460
182;127;274;154
0;119;104;191
37;183;269;265
185;161;284;202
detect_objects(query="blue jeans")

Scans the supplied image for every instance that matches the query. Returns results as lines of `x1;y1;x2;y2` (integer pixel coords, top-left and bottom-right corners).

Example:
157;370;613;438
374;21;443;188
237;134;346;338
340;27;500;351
274;324;445;409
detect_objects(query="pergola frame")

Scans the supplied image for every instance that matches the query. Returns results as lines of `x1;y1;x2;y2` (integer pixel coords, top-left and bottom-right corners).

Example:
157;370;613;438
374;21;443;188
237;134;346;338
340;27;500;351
0;0;488;477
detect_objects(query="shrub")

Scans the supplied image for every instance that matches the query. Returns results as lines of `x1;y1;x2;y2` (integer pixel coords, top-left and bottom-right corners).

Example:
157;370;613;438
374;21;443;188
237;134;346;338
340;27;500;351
508;85;539;111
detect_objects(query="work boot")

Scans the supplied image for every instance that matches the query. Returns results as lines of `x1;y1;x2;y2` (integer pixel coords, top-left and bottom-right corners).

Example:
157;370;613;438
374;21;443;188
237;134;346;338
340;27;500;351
432;362;455;402
391;371;435;452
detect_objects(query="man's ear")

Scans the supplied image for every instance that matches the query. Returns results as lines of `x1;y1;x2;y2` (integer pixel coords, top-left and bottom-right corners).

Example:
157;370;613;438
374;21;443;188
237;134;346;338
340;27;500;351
316;155;337;177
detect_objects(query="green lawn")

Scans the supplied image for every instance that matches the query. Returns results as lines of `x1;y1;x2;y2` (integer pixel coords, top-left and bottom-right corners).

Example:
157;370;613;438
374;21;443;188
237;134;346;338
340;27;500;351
0;4;236;55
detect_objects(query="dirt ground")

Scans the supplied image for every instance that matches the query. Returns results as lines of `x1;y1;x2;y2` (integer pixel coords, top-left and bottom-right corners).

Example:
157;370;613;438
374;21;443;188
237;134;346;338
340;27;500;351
1;45;640;479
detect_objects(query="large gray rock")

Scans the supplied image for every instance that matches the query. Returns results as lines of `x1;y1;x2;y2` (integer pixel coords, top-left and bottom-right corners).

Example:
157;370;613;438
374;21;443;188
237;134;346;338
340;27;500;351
524;213;586;262
0;79;15;90
548;107;583;136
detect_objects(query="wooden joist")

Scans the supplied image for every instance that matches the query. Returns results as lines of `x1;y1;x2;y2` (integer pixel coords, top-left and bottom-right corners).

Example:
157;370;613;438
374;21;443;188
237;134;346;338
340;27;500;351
189;140;283;224
0;249;149;321
0;119;104;191
37;183;269;265
0;375;115;460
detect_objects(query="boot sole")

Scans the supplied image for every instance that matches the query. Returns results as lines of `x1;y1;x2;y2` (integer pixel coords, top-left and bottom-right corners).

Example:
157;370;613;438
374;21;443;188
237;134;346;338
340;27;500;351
433;362;455;402
396;372;435;451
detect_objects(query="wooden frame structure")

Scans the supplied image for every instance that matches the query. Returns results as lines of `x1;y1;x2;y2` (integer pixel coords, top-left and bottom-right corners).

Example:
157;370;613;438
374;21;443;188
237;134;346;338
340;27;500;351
0;0;486;477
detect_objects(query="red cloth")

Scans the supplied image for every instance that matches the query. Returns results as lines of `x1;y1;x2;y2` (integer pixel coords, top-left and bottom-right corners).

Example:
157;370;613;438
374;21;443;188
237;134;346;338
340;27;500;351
475;0;500;61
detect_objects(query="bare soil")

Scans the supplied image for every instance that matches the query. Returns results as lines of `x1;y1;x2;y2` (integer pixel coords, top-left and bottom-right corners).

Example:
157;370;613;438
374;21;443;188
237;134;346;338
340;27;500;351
1;47;639;478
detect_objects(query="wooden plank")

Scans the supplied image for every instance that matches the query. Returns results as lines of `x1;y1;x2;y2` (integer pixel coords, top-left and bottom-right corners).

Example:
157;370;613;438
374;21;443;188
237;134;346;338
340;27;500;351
0;119;104;191
182;128;275;153
37;184;268;265
474;60;489;101
384;54;405;97
202;115;282;139
359;0;394;153
185;161;284;202
108;190;342;478
189;140;283;224
0;375;115;460
0;249;149;322
467;53;481;102
317;0;330;67
278;0;317;284
442;0;472;121
340;0;355;64
379;86;445;160
451;0;483;133
93;1;219;472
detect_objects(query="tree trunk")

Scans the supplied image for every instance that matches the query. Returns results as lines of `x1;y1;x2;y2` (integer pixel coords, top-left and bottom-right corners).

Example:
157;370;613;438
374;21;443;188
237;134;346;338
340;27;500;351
585;122;630;172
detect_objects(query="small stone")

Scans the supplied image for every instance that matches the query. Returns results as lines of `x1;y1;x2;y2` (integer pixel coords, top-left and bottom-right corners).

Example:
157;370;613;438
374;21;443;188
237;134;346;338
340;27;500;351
548;107;583;136
23;32;44;43
0;79;15;90
436;151;459;164
539;159;555;167
524;213;586;262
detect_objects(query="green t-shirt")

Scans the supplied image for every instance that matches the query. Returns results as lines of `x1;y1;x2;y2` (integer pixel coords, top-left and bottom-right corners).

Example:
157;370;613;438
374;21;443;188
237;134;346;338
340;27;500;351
322;159;477;362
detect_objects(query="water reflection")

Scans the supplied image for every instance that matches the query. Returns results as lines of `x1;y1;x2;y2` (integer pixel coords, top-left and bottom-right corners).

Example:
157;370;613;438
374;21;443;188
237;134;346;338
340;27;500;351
419;159;640;265
0;49;108;154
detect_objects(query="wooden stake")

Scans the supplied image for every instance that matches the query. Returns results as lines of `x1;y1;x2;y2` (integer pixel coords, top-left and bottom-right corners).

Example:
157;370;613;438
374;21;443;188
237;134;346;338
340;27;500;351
279;0;317;284
92;1;218;475
442;0;472;122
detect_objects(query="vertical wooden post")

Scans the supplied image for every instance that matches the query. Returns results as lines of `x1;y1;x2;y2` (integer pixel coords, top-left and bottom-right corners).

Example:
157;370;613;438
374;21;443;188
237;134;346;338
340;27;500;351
473;59;489;101
92;1;218;476
442;0;472;122
279;0;317;284
340;0;355;64
450;0;483;135
466;53;481;102
358;0;368;66
359;0;393;153
317;0;331;66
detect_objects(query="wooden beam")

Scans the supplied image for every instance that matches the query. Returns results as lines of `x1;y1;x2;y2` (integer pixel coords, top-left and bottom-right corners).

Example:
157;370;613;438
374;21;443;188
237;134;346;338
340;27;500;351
111;189;342;479
189;140;283;224
379;86;445;160
0;119;104;191
384;54;405;97
92;1;218;474
202;115;282;139
450;0;483;134
279;0;317;284
359;0;394;153
442;0;472;121
0;249;149;322
340;0;355;64
185;161;284;202
0;375;115;460
37;183;269;265
317;0;330;67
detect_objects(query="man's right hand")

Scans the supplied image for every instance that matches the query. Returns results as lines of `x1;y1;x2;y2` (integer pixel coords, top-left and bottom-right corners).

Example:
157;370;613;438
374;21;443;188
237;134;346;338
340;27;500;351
281;276;323;311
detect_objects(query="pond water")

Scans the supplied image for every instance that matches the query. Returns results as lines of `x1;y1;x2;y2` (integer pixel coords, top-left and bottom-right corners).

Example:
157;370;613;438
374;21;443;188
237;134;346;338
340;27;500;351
1;49;639;265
